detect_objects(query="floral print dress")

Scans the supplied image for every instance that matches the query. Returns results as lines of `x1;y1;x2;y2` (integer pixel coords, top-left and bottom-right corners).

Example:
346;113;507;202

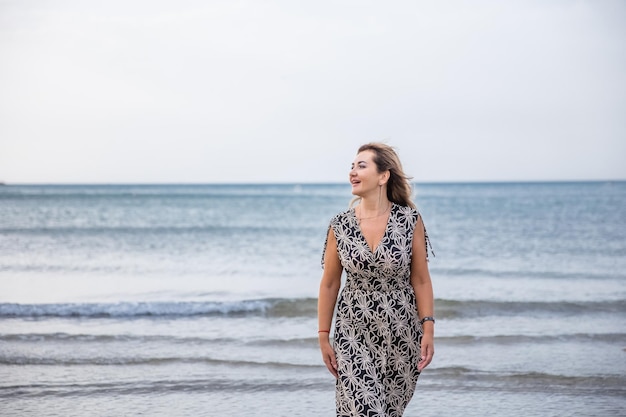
323;203;427;417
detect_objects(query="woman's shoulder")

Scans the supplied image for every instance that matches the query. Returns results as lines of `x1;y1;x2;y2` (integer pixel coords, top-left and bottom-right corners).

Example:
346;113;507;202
394;203;420;218
328;208;354;226
393;204;423;229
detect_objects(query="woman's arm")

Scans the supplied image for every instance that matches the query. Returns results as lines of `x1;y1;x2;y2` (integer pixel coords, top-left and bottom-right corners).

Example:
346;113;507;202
410;214;435;372
318;227;343;378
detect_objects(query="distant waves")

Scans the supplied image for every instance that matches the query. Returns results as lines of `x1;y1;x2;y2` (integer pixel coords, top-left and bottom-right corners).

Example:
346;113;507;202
1;297;623;319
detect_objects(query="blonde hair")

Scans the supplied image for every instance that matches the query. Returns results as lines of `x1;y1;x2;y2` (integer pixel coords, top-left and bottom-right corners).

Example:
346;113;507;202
355;142;415;209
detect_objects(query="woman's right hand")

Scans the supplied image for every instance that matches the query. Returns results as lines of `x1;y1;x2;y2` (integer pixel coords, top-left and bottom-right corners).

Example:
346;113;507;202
319;337;338;378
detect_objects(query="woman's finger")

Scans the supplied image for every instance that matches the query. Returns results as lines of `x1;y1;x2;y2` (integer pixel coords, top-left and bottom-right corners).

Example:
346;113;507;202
322;347;338;378
417;344;434;371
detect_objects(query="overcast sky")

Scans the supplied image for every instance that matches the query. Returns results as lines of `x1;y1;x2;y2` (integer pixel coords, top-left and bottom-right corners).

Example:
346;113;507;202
1;0;624;183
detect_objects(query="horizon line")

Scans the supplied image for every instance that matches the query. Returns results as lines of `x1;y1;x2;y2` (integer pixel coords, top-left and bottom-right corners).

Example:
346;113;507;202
1;179;624;186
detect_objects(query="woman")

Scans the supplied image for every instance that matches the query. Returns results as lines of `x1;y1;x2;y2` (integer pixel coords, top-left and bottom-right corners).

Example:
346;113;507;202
318;142;435;417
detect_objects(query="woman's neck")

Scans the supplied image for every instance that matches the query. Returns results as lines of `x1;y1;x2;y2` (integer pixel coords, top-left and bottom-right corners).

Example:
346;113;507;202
358;197;391;216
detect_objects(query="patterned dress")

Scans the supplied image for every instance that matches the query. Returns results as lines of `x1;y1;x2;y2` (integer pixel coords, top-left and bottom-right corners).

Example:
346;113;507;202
322;203;428;417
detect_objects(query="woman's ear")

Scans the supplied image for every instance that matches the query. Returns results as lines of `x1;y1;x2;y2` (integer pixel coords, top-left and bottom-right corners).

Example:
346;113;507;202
379;170;390;186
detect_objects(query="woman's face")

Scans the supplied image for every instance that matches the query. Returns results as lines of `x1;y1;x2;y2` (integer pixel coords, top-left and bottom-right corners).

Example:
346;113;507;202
349;150;385;197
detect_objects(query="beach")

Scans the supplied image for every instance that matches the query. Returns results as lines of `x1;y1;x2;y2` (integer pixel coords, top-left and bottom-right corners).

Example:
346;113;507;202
1;182;625;416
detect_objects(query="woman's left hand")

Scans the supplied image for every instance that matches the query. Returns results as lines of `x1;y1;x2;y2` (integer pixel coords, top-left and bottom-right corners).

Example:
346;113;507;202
417;333;434;372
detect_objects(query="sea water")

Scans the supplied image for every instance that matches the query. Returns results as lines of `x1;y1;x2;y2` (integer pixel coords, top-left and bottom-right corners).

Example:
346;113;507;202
0;182;624;417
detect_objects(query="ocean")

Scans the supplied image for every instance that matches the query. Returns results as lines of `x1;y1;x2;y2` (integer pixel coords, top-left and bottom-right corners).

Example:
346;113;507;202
0;182;624;417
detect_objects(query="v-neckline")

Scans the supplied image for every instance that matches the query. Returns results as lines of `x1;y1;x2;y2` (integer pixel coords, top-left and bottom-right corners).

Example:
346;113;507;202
353;203;394;254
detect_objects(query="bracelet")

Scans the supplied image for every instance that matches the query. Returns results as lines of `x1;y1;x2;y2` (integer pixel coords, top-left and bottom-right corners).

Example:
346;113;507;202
420;316;435;325
318;330;330;333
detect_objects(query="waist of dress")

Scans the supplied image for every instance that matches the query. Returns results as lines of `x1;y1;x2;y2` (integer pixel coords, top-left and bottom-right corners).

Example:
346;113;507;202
342;282;414;294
